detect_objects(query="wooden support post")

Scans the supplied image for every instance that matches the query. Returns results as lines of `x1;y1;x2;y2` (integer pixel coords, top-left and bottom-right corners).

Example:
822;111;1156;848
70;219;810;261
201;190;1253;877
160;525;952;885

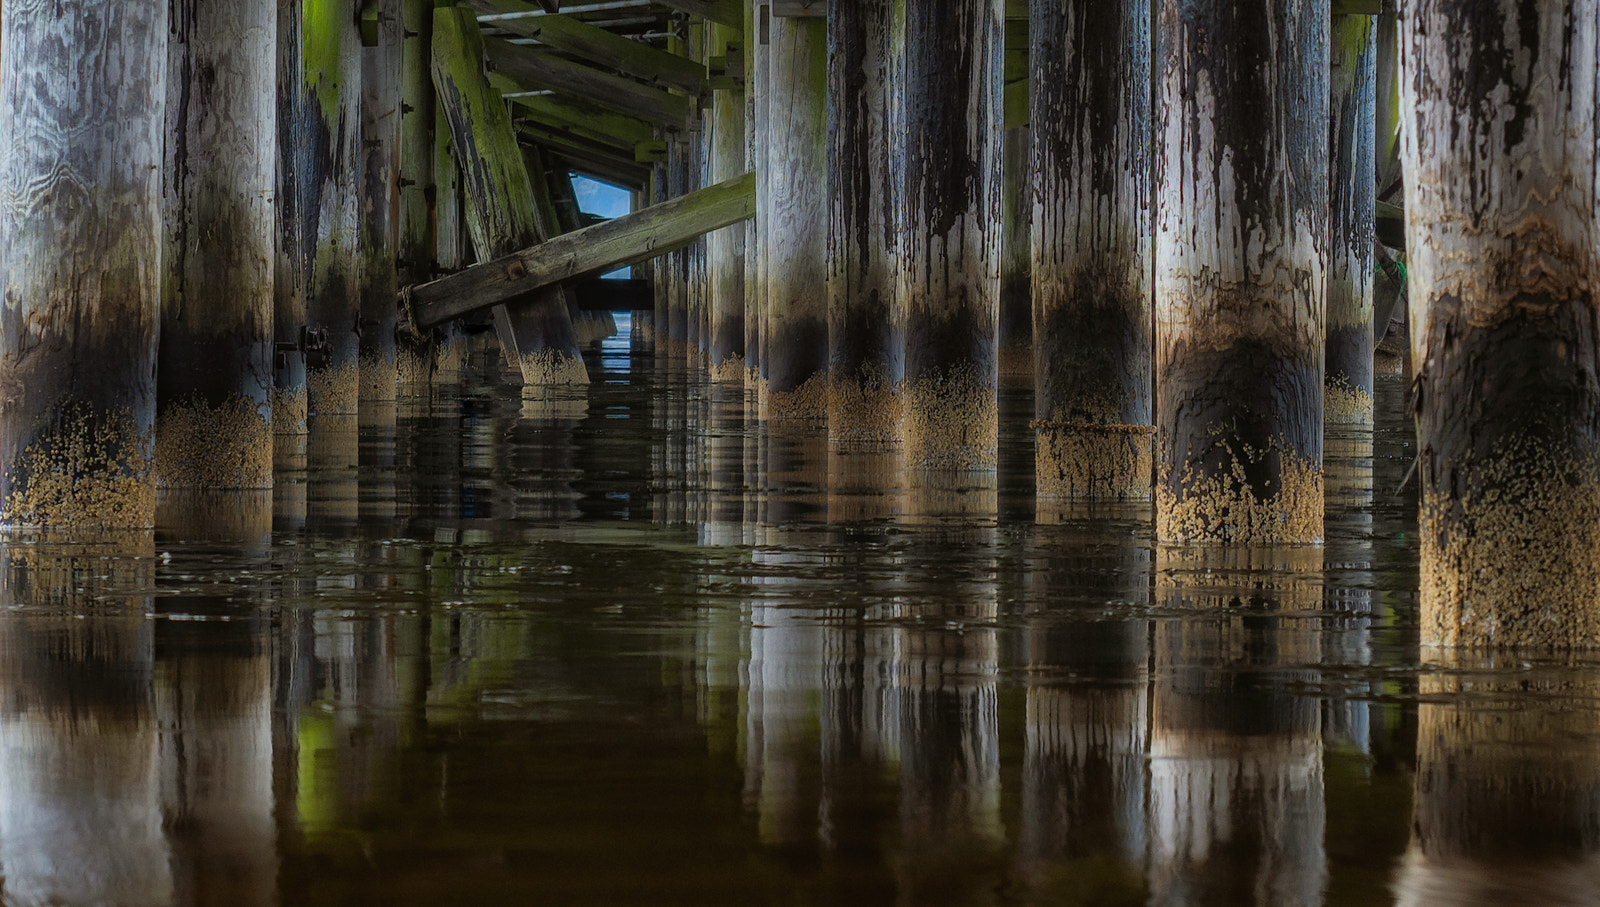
1402;0;1599;647
744;0;767;383
1154;0;1327;543
431;7;587;386
1326;15;1376;424
158;0;278;490
275;0;309;433
0;1;167;527
899;0;1004;469
763;14;829;419
665;139;691;357
302;0;365;416
397;0;439;394
649;158;669;351
360;0;403;405
1030;0;1153;500
998;125;1031;381
826;0;901;442
709;21;748;380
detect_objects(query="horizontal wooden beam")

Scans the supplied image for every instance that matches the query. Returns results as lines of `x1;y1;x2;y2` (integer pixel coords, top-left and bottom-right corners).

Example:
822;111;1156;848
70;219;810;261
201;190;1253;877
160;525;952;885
655;0;742;28
470;0;707;93
771;0;823;16
1333;0;1383;12
515;123;652;183
406;171;755;328
493;76;656;145
484;37;692;128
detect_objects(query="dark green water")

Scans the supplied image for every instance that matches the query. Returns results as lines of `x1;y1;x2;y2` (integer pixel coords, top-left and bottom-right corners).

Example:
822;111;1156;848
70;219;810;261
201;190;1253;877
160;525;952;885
2;320;1598;906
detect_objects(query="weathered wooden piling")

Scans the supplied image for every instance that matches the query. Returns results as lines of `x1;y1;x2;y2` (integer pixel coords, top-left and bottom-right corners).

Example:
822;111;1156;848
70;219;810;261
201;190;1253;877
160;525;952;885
395;0;438;394
826;0;902;444
1030;0;1153;500
157;0;278;490
763;14;830;420
1402;0;1600;647
1154;0;1328;543
743;1;764;383
274;0;309;433
359;0;403;404
708;22;747;381
665;140;691;358
1326;14;1376;424
302;0;365;416
0;2;167;527
998;125;1032;381
899;0;1004;469
431;7;587;386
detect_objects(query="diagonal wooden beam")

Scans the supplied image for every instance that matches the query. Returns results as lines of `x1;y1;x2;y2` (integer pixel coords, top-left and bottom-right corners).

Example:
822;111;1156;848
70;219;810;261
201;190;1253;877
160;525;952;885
405;171;754;328
492;76;657;144
484;37;692;128
469;0;707;93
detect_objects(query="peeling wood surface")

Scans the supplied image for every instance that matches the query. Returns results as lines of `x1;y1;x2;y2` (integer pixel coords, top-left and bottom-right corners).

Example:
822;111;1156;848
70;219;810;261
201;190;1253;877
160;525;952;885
408;172;755;328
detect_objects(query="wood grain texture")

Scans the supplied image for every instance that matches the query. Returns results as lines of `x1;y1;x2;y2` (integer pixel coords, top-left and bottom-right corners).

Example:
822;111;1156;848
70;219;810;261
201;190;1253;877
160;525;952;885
0;0;168;525
359;0;402;403
763;14;829;399
708;22;746;373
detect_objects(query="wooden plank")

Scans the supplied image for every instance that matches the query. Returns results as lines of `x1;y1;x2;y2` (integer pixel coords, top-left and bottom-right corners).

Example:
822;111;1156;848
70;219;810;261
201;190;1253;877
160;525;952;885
515;122;653;183
1333;0;1383;12
432;6;588;384
491;78;655;144
483;37;692;128
406;171;755;327
656;0;743;27
771;0;822;16
468;0;707;93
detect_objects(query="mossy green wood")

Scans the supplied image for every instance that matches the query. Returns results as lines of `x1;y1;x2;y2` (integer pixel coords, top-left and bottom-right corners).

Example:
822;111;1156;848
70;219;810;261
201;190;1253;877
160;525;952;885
497;88;656;147
483;37;691;128
431;6;586;383
407;171;756;328
657;0;742;27
462;0;707;94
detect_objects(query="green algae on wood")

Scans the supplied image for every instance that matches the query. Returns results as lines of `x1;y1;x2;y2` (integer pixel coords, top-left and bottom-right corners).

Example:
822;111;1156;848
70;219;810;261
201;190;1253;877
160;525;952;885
430;6;587;386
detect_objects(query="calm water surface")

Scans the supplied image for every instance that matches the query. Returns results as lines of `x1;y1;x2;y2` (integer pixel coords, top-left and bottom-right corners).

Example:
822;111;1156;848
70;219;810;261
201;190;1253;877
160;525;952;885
3;318;1598;906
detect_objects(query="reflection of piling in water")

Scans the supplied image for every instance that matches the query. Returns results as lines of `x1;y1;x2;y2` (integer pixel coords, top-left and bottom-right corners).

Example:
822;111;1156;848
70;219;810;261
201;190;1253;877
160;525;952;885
0;536;172;905
744;602;825;848
827;443;906;524
1395;655;1600;906
1147;545;1326;905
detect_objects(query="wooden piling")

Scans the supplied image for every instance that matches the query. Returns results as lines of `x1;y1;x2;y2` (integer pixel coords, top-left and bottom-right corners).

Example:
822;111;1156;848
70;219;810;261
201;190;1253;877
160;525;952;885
744;0;768;385
0;1;167;527
1030;0;1153;501
898;0;1004;469
431;7;587;387
709;22;747;381
359;0;403;405
1154;0;1328;543
157;0;278;490
396;0;438;395
665;139;691;358
1402;0;1600;647
998;125;1032;382
1326;14;1376;425
275;0;310;434
826;0;902;443
762;14;830;421
302;0;364;416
